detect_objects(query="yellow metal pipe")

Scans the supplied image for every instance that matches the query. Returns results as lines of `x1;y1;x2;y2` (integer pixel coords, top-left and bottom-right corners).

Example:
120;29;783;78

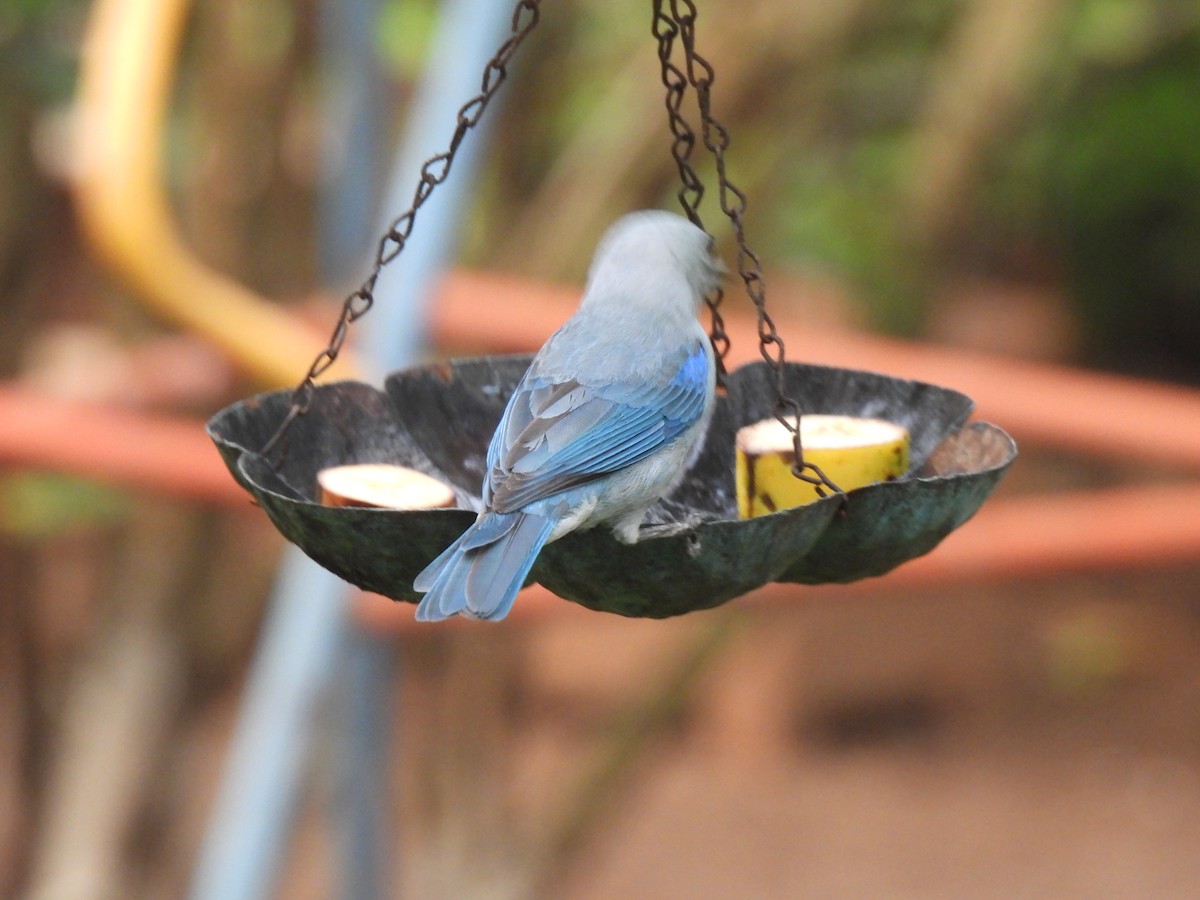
74;0;360;388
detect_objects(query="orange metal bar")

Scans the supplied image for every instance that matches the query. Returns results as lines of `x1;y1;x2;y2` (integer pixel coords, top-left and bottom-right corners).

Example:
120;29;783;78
4;268;1198;630
353;479;1200;632
0;385;247;508
791;330;1200;473
431;271;1200;470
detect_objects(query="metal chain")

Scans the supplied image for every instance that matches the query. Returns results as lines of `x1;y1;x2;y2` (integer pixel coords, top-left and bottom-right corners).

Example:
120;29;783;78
652;0;842;499
262;0;542;462
651;4;730;381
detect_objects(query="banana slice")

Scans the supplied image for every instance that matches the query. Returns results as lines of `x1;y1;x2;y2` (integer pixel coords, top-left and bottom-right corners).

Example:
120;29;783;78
317;463;456;510
736;415;910;517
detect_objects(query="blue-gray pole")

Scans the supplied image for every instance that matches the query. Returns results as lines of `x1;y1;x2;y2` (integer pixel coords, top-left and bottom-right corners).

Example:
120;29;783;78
190;2;521;897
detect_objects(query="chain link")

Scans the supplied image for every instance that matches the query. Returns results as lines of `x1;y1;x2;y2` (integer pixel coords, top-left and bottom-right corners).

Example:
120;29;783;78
652;0;842;498
262;0;542;463
652;6;730;381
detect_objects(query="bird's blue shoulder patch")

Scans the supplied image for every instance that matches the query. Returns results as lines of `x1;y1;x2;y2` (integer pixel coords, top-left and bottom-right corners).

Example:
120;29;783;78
659;340;710;442
671;341;710;390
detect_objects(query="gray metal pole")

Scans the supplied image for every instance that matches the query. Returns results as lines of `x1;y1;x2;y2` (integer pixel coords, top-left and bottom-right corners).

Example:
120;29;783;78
190;2;522;897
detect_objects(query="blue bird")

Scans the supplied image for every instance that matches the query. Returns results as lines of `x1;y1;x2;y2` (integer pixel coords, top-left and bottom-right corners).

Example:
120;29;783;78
414;210;723;621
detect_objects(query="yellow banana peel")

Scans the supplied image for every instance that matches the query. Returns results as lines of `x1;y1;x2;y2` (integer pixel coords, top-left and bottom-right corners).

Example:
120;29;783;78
736;415;910;517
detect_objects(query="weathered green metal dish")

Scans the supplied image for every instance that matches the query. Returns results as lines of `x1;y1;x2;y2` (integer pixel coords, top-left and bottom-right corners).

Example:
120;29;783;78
207;355;1016;618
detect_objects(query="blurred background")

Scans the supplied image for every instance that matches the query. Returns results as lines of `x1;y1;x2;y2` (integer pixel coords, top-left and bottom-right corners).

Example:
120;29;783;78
3;0;1200;897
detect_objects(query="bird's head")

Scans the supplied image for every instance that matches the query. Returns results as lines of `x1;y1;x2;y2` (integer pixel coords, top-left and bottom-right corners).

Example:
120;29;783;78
587;210;725;312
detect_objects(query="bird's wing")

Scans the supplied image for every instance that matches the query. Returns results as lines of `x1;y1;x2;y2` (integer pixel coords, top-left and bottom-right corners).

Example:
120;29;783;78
484;339;711;513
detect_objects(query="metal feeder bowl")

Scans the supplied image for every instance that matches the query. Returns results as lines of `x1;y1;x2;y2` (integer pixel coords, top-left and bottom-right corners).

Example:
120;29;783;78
208;355;1016;618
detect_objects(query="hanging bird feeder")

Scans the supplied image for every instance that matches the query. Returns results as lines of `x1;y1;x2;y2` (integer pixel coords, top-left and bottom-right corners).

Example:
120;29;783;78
208;0;1016;619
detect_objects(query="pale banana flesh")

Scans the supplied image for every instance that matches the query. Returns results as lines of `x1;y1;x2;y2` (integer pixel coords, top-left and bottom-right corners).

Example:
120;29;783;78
318;463;456;510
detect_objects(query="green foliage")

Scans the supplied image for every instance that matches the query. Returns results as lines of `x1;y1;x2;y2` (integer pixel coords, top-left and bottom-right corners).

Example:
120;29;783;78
0;472;131;539
776;133;929;335
1071;0;1161;66
376;0;438;80
1030;26;1200;377
761;0;1200;353
6;0;1200;376
0;0;87;100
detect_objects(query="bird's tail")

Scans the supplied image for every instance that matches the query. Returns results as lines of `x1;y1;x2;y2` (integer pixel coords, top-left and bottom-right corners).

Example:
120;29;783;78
413;511;555;621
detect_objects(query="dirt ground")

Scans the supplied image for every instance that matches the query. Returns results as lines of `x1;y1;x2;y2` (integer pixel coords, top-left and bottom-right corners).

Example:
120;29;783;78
542;580;1200;899
262;561;1200;900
